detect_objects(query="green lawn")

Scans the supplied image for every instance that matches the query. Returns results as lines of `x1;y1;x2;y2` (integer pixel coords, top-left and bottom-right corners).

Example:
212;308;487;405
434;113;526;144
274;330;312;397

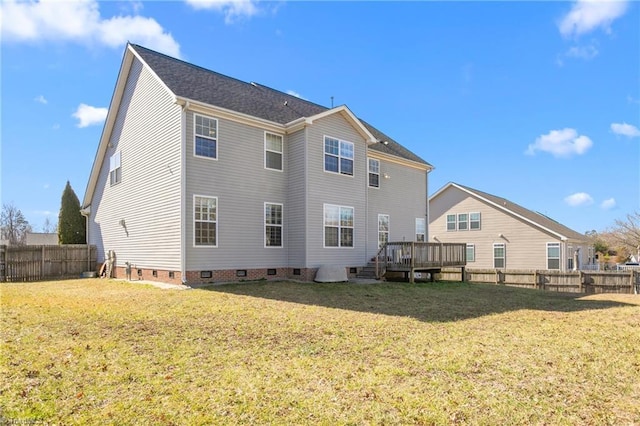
1;279;639;425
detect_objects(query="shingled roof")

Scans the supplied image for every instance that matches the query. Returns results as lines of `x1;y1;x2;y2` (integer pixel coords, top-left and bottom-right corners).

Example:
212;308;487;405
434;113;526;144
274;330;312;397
434;183;588;242
131;44;430;167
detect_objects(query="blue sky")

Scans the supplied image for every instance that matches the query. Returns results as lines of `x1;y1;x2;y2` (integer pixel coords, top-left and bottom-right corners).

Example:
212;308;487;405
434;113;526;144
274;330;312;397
1;0;638;235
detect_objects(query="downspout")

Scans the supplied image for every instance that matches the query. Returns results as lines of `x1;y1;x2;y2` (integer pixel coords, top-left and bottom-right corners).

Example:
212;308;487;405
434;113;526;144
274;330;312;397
303;124;309;270
425;170;431;243
180;101;189;284
80;206;91;271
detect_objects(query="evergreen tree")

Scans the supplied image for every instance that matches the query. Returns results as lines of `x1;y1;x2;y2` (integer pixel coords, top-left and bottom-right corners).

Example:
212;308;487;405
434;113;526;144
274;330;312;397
58;181;86;244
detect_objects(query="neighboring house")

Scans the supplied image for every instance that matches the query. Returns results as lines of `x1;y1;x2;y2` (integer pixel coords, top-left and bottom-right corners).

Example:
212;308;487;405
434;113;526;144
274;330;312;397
82;44;432;285
25;233;58;245
429;183;594;271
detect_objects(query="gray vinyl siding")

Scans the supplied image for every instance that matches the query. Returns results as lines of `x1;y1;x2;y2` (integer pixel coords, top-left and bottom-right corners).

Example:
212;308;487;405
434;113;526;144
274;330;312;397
430;187;567;270
304;114;368;267
90;58;182;269
287;128;307;267
185;112;288;270
367;158;427;259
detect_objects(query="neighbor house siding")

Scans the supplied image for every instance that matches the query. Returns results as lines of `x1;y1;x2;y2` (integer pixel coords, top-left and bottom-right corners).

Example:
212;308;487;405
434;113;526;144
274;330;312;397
367;156;427;259
304;113;368;267
430;187;563;270
286;128;307;267
90;58;182;269
185;111;288;270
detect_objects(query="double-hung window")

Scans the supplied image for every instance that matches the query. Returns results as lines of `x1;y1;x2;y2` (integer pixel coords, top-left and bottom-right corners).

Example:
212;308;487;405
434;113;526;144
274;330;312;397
265;132;283;171
466;244;475;262
324;136;353;176
547;242;561;270
368;159;380;188
194;114;218;159
493;243;505;268
446;214;456;231
265;203;283;247
378;214;389;248
194;196;217;246
470;212;481;230
324;204;354;247
457;213;468;230
416;218;426;242
109;151;121;186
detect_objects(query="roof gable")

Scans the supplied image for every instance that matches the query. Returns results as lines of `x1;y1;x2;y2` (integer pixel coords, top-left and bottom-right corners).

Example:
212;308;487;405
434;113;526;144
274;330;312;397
431;182;588;242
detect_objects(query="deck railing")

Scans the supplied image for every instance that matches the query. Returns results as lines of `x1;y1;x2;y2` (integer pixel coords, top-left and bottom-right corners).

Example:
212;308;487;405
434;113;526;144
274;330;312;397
375;242;467;278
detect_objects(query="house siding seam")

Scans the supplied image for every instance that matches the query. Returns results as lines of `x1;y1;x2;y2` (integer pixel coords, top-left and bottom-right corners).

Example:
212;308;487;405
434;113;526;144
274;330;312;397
90;58;182;268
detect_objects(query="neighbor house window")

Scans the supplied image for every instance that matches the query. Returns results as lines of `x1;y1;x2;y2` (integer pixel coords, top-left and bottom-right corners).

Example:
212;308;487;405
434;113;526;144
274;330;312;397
466;244;475;262
446;214;456;231
470;212;481;230
194;114;218;159
324;136;354;176
416;218;426;242
324;204;354;247
265;203;283;247
457;213;468;230
368;158;380;188
194;196;217;246
378;214;389;248
493;243;505;268
265;132;283;171
109;151;121;186
547;243;560;270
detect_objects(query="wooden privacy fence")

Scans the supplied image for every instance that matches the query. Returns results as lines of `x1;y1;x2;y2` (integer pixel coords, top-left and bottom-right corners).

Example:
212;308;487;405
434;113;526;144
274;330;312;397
0;245;97;282
438;267;640;294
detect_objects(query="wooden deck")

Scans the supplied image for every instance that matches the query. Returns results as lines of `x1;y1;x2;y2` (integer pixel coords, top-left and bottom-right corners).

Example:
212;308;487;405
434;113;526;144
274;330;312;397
375;242;467;283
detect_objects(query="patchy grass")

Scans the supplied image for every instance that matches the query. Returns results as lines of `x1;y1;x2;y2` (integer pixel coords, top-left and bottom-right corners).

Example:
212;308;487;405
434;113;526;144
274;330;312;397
1;279;639;425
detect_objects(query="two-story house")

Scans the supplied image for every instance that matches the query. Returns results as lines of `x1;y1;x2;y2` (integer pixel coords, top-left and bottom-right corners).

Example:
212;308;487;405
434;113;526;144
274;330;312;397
82;44;433;285
429;183;594;271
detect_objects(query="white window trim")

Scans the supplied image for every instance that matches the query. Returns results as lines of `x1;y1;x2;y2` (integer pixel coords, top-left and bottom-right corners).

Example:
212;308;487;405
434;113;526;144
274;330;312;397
109;150;121;186
469;212;481;231
323;203;355;248
264;202;283;248
368;158;380;188
323;135;354;177
193;194;218;248
547;242;561;270
264;132;284;172
193;113;218;161
493;243;505;268
378;214;389;248
415;218;426;242
466;243;475;262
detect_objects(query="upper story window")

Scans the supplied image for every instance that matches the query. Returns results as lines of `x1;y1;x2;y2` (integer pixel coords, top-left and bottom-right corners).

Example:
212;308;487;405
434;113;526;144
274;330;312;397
194;195;217;247
265;132;283;171
109;151;121;186
446;214;456;231
324;204;354;247
547;242;561;269
265;203;283;247
416;218;426;242
447;212;481;231
470;212;481;230
368;158;380;188
457;213;468;230
324;136;353;176
194;114;218;159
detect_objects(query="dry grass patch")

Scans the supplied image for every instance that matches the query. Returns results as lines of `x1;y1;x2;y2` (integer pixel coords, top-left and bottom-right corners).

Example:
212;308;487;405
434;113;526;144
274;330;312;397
1;279;639;425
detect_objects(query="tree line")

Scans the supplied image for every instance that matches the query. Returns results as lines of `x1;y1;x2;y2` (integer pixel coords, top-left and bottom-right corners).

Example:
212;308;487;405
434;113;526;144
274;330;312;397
1;181;86;245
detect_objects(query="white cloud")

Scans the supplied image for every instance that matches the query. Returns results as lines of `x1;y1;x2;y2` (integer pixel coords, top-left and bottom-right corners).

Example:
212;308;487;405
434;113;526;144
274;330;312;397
526;128;593;158
611;122;640;138
0;0;181;57
565;43;599;60
34;95;47;104
559;0;628;38
72;103;107;128
185;0;259;24
601;198;616;210
564;192;594;207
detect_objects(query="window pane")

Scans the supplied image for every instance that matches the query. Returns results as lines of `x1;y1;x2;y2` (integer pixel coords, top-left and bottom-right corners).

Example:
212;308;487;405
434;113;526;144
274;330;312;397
368;159;379;173
266;133;282;152
266;151;282;170
416;218;426;234
340;207;354;227
325;138;339;155
340;228;353;247
494;258;504;268
324;154;338;172
266;225;282;247
324;205;339;226
470;213;480;229
548;246;560;257
466;245;475;262
340;141;354;159
369;173;379;188
195;222;216;246
416;234;425;242
447;214;456;230
340;158;353;175
265;204;282;225
195;136;217;158
378;215;389;232
325;227;338;247
548;258;560;269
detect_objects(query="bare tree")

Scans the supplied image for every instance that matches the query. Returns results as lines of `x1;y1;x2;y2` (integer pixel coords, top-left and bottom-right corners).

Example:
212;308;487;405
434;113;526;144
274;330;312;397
42;217;57;233
1;203;32;245
610;211;640;262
